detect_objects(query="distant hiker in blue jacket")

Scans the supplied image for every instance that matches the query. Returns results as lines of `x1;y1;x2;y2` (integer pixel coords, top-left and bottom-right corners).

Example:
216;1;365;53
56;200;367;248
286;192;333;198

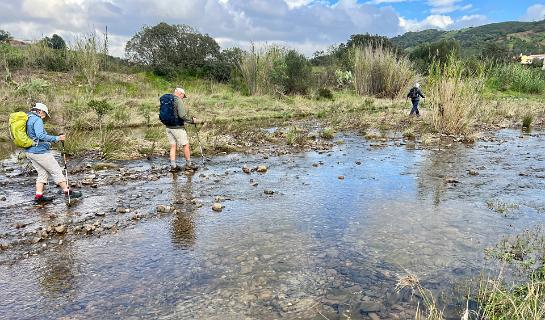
407;83;425;117
25;103;82;204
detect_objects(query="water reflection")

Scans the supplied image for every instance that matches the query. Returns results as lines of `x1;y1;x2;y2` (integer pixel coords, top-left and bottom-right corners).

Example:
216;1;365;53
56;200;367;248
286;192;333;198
170;174;196;250
38;239;78;301
416;144;470;206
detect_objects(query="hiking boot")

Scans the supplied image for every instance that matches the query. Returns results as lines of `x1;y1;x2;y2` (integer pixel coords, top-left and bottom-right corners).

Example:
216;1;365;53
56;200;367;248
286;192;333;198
64;189;82;199
33;195;54;205
184;163;199;171
169;165;182;173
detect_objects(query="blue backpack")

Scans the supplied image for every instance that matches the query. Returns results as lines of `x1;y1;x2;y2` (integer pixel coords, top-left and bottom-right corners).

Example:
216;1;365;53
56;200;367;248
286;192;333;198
159;94;183;127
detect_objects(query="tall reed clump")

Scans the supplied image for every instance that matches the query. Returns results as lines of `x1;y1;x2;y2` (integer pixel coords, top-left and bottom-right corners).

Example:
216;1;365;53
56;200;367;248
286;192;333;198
238;45;285;95
427;56;485;136
71;32;101;92
351;45;416;99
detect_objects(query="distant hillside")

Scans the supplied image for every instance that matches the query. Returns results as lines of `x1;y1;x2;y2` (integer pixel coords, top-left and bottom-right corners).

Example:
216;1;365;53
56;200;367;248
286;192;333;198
391;20;545;56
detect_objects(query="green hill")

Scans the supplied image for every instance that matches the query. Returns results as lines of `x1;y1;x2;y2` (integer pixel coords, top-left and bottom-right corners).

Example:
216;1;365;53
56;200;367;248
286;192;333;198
391;20;545;56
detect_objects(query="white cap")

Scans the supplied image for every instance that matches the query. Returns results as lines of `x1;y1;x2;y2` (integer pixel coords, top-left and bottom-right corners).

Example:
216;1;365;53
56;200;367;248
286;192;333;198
415;83;420;88
34;102;50;117
174;87;186;97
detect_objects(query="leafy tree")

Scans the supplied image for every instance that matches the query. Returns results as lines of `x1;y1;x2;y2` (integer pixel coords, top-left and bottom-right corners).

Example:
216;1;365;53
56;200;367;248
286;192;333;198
0;30;12;43
346;34;398;52
480;42;511;63
43;34;66;50
125;22;221;78
409;39;460;73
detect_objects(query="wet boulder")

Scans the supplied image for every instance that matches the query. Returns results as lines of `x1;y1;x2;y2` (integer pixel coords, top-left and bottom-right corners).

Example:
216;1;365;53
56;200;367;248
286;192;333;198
212;203;224;212
264;190;275;195
256;165;268;173
242;165;251;174
156;205;172;213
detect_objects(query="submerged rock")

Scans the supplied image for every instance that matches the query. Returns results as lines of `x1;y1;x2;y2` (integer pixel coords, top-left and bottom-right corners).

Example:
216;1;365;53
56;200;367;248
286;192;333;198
0;195;6;201
445;177;459;183
256;165;268;173
54;225;66;234
338;175;345;180
264;190;275;195
242;165;251;174
93;162;119;171
212;203;224;212
468;169;479;176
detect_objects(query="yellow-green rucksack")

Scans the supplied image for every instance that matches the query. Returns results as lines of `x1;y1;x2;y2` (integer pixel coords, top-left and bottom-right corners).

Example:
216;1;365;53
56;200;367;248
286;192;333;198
8;112;34;148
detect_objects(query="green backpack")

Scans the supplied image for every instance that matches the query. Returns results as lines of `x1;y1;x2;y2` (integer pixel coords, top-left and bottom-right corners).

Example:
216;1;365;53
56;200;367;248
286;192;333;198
8;112;34;148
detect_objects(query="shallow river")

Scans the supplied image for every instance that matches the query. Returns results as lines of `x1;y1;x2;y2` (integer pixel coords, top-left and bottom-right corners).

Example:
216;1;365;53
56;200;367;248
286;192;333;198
0;129;544;319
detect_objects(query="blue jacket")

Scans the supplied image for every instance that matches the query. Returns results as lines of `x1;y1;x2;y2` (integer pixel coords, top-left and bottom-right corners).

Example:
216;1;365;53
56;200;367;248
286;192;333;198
25;113;60;154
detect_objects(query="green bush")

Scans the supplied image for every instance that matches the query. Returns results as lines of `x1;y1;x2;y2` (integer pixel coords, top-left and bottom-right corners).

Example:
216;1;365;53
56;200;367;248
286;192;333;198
0;44;25;70
26;42;71;71
488;63;545;94
283;50;312;94
317;88;334;100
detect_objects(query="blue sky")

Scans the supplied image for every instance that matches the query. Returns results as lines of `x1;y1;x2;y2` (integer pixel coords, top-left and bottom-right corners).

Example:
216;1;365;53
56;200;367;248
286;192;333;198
381;0;539;22
0;0;544;57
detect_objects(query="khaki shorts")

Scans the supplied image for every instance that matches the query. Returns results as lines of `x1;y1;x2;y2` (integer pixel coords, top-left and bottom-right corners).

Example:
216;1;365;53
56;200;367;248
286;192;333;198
26;152;66;185
166;128;189;146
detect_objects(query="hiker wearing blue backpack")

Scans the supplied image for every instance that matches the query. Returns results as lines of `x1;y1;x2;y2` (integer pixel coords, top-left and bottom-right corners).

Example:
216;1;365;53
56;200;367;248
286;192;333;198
24;103;82;204
407;83;425;117
159;88;201;172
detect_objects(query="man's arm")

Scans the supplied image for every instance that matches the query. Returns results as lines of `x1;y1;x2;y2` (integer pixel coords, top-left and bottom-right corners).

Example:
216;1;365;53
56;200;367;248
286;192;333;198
418;89;425;99
175;98;194;124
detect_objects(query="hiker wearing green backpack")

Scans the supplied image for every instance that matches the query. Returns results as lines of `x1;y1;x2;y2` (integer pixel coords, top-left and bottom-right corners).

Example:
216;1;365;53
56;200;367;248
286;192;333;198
12;103;82;204
159;88;201;172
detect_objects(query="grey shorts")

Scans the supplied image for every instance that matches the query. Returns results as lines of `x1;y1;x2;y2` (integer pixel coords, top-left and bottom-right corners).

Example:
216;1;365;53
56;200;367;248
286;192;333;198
166;128;189;146
26;152;66;184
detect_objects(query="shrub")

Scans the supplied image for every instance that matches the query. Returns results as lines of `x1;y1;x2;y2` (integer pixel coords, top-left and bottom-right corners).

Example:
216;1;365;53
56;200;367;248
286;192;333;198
283;50;312;94
352;45;416;99
0;44;25;70
16;78;52;101
522;114;533;129
26;42;71;71
317;88;334;100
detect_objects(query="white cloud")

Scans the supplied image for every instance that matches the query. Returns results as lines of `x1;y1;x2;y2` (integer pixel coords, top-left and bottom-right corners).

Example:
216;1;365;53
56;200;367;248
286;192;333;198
400;13;489;32
521;4;545;22
0;0;491;57
0;0;411;57
284;0;314;9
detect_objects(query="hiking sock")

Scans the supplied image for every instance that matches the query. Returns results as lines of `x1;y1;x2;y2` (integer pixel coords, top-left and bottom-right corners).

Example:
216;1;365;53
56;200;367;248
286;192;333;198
171;160;177;168
63;188;70;195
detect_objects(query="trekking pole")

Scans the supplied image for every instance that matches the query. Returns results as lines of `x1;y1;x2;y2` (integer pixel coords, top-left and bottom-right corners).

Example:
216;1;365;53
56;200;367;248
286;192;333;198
61;140;71;205
194;123;206;166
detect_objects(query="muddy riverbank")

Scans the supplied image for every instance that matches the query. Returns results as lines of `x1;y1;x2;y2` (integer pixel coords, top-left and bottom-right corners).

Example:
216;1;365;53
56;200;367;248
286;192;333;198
0;129;544;319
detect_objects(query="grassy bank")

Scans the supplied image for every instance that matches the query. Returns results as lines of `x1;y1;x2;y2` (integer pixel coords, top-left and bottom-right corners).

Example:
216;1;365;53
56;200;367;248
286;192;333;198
1;67;545;160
